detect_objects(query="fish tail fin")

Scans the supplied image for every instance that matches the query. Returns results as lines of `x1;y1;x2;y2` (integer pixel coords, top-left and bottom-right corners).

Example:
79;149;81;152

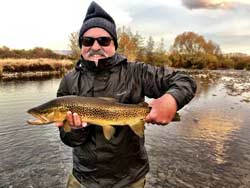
172;112;181;121
102;126;116;140
128;120;145;137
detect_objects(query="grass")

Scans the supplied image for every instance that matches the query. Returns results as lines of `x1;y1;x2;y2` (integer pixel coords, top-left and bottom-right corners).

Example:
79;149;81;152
0;58;74;80
0;58;74;73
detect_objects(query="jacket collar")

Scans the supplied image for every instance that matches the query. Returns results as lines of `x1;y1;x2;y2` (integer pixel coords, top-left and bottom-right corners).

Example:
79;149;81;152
75;53;127;72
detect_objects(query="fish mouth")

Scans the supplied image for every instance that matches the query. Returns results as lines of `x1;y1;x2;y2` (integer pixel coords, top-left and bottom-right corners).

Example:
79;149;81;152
27;112;51;125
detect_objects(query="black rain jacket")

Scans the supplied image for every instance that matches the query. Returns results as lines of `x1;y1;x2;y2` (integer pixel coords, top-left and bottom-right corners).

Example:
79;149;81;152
57;53;197;188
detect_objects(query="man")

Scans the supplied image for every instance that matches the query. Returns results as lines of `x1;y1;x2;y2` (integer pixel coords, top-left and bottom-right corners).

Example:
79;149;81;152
56;1;196;188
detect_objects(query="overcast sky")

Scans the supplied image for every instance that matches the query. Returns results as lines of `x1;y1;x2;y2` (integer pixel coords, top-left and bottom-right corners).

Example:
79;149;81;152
0;0;250;54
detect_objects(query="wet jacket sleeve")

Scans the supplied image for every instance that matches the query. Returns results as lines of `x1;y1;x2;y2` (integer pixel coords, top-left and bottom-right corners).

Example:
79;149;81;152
138;63;197;110
57;75;90;147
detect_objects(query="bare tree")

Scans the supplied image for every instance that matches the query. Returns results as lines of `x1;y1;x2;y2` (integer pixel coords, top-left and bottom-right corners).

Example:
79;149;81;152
69;32;81;60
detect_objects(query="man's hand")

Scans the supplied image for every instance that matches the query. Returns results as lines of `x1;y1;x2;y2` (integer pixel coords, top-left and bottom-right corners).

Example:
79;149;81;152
55;111;88;129
145;94;177;125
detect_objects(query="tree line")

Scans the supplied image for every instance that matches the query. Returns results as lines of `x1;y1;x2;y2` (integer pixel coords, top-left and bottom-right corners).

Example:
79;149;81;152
169;32;250;70
69;27;250;70
0;46;68;59
1;28;249;70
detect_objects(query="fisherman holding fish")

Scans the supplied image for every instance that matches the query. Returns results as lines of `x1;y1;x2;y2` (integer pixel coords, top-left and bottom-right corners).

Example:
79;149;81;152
29;1;196;188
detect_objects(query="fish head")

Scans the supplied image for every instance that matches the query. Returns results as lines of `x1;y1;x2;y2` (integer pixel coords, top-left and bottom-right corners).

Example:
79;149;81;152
27;100;67;125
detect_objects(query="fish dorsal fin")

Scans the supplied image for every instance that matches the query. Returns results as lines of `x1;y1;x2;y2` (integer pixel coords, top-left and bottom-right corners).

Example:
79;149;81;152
102;126;116;140
128;120;145;138
98;97;117;102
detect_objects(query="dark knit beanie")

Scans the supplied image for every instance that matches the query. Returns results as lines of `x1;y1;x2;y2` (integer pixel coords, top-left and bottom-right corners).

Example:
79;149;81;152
78;1;118;49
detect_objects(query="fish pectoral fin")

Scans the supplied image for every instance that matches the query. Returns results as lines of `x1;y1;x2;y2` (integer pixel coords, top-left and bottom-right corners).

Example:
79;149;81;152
129;120;145;137
102;126;115;140
63;120;72;132
27;119;45;125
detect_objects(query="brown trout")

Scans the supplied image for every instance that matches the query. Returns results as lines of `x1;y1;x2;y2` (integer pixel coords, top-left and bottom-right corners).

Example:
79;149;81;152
27;96;151;140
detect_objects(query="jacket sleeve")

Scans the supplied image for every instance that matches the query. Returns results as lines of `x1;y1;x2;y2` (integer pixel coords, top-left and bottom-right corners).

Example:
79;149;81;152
57;74;90;147
58;127;90;147
138;63;197;110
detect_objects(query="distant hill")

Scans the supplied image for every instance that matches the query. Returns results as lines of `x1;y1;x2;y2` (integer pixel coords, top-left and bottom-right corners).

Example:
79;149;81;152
224;52;248;57
53;50;72;56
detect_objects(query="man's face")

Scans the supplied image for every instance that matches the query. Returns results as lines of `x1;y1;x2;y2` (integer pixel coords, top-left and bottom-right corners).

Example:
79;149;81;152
81;27;116;64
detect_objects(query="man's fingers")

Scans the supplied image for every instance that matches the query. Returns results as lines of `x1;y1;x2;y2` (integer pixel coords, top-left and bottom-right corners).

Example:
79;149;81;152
145;109;170;125
145;109;157;121
55;122;64;127
145;114;152;122
66;111;74;125
73;113;81;126
147;100;154;107
54;111;88;129
64;111;88;128
82;122;88;127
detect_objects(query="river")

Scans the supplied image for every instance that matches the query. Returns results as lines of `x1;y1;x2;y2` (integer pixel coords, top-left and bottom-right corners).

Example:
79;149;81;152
0;70;249;188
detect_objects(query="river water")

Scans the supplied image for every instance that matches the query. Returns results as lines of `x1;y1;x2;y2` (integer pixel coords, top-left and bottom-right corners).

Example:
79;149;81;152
0;70;249;188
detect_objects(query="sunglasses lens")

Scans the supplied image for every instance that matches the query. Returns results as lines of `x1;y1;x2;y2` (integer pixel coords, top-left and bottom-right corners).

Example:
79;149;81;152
82;37;112;47
97;37;112;46
82;37;95;46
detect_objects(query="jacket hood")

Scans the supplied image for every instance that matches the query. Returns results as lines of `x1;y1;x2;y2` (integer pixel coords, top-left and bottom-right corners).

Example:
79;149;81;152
75;53;127;72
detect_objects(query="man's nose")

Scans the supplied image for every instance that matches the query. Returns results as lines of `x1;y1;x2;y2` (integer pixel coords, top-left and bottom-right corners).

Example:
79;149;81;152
91;40;101;50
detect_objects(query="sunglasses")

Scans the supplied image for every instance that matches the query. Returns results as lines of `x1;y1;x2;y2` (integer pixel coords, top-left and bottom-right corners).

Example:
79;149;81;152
81;36;113;47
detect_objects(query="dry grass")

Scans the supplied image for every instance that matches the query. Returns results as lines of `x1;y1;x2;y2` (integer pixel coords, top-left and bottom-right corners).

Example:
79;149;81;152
0;58;74;75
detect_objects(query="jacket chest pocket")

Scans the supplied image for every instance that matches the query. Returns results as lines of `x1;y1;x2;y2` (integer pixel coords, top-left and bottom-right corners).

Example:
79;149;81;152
75;73;95;97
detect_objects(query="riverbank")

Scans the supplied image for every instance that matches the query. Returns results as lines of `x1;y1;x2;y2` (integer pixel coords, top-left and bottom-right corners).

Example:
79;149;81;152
0;58;74;81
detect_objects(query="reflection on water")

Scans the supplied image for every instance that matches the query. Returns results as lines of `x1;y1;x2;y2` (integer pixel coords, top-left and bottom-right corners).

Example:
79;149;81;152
145;70;250;188
0;70;250;188
189;111;240;164
0;79;72;188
